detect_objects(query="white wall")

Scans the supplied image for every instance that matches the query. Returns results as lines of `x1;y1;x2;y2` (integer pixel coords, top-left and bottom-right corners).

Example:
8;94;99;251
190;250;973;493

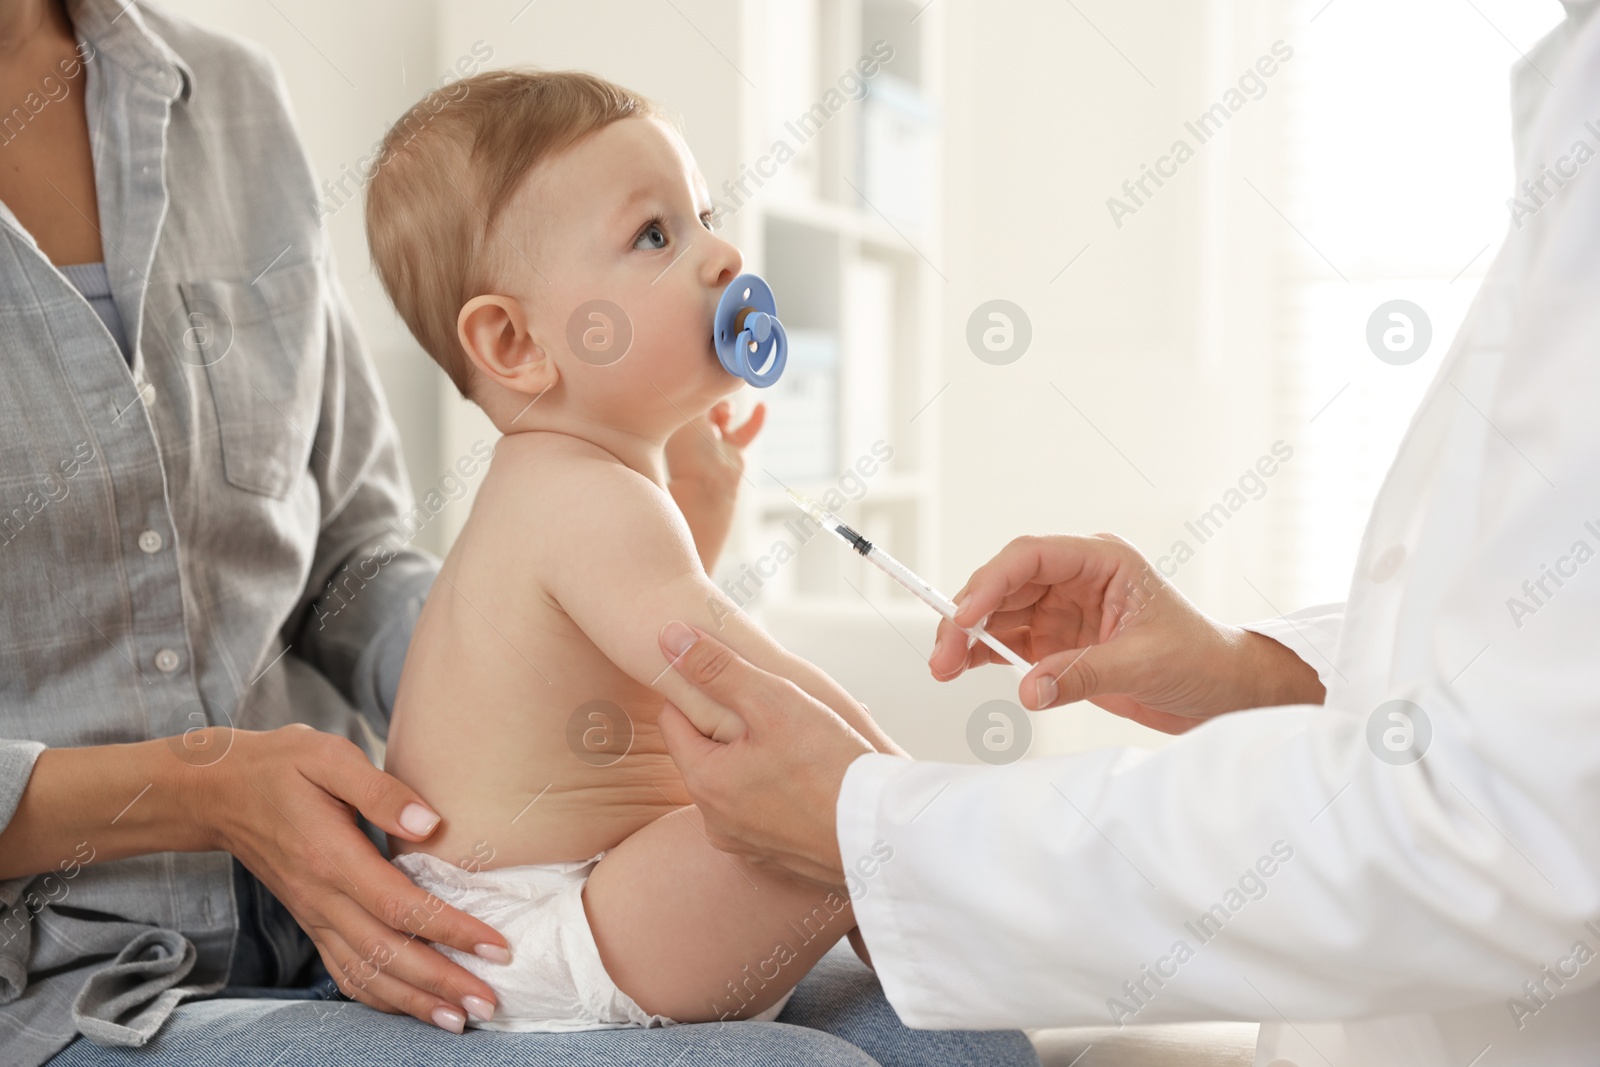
151;0;1566;761
937;0;1292;620
144;0;1332;758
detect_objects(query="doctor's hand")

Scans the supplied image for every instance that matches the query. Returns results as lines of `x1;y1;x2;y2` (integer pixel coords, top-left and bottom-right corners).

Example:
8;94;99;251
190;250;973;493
929;534;1324;733
655;621;881;889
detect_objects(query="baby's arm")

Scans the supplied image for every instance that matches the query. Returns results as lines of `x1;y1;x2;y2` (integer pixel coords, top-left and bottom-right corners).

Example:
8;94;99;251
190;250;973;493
526;449;904;756
519;448;891;1017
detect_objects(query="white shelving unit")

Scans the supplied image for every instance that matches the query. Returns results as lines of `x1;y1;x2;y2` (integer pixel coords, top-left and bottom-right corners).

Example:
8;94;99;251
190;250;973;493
718;0;945;615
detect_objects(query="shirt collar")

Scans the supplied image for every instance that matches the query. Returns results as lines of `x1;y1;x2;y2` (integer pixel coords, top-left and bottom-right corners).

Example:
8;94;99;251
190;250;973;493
66;0;194;104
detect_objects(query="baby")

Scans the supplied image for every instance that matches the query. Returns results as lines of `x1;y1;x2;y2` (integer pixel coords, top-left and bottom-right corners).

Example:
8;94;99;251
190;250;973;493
363;69;903;1032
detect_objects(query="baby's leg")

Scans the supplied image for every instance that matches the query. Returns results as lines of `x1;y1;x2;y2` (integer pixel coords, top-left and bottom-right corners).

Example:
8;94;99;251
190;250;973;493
583;804;854;1023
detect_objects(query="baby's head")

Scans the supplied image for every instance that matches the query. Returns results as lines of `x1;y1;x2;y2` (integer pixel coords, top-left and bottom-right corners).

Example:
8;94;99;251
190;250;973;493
366;69;745;442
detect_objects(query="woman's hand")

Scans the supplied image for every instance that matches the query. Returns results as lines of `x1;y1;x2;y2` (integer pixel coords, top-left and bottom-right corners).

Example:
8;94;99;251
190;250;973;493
928;534;1324;732
665;399;766;572
196;724;510;1033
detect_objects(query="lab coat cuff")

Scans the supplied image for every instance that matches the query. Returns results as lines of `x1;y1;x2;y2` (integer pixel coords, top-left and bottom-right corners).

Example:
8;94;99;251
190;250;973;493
1239;601;1345;691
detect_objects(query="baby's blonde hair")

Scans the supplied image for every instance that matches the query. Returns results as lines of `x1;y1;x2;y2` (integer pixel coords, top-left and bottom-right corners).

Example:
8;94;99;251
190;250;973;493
365;69;662;397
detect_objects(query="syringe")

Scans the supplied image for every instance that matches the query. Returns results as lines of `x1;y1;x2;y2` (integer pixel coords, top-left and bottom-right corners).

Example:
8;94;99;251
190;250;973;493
784;487;1035;675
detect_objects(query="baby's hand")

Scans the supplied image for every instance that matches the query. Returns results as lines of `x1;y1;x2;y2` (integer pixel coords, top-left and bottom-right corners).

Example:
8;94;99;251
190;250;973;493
666;401;766;572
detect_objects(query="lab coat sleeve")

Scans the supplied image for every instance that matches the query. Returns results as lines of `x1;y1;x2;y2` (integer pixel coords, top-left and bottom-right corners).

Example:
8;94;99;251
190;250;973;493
839;489;1600;1028
1239;602;1344;691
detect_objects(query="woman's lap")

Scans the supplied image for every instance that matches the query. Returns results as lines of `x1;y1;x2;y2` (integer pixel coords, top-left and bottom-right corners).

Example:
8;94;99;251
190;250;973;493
46;943;1040;1067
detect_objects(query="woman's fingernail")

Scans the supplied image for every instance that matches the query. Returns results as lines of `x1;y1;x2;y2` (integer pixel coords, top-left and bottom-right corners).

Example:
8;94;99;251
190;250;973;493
661;620;696;658
462;995;496;1023
431;1006;466;1033
1034;674;1058;709
399;803;440;836
954;594;971;617
475;942;512;965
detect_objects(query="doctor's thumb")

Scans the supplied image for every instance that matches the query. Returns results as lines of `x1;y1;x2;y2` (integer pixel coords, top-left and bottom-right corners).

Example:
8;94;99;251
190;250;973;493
659;700;721;767
1024;645;1123;710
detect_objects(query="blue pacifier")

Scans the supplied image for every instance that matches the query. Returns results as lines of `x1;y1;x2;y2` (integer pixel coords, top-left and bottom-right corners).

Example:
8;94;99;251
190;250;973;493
713;273;788;388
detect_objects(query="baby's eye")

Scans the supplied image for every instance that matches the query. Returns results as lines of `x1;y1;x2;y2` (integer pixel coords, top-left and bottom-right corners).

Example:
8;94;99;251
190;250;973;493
700;210;718;231
634;219;669;251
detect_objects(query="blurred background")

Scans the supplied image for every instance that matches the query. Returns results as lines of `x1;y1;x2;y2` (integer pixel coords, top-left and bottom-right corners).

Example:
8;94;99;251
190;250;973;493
163;0;1564;762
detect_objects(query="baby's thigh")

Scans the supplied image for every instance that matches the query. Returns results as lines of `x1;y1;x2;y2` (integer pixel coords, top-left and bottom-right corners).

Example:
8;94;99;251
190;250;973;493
583;804;855;1023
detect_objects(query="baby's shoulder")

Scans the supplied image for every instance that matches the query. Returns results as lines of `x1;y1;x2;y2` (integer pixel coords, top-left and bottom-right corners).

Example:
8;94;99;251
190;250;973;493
481;433;676;529
471;433;700;594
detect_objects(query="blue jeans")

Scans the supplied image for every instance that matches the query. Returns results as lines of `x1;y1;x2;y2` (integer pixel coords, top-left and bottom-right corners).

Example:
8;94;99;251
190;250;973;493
47;859;1038;1066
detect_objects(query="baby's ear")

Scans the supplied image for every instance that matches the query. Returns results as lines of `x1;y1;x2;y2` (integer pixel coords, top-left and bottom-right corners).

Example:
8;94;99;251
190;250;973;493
457;294;556;396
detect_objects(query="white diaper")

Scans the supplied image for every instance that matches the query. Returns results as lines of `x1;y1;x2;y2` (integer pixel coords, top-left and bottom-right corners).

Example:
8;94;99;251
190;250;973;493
392;850;793;1032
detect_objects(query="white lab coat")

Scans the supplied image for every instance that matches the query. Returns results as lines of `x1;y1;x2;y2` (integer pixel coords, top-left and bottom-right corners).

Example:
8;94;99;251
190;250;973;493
838;5;1600;1065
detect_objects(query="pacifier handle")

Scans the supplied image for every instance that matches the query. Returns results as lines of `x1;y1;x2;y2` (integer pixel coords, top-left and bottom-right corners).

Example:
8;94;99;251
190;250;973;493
714;273;789;389
738;316;786;388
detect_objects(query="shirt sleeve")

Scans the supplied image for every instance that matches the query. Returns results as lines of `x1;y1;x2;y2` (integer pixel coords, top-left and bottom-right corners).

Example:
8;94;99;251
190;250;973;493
1239;602;1345;690
281;255;437;737
0;739;46;837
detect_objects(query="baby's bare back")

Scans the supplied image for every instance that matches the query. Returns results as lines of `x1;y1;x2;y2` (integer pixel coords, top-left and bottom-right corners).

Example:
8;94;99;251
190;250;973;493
384;432;866;1021
384;442;689;871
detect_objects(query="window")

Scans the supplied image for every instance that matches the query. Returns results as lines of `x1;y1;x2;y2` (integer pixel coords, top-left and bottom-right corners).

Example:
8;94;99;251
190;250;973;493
1273;0;1564;605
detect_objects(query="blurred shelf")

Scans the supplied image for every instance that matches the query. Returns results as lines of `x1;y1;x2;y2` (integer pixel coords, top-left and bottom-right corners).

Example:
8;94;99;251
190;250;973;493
761;195;922;252
755;473;932;514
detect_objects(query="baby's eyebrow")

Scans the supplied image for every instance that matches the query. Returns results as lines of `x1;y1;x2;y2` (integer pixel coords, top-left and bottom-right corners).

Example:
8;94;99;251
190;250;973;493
611;183;661;222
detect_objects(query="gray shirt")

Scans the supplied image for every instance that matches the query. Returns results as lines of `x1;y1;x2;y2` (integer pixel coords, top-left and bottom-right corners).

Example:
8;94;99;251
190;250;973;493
0;1;437;1062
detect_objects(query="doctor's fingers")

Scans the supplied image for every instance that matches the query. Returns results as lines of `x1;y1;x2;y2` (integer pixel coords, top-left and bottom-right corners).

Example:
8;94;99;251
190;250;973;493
1023;643;1125;711
659;698;862;889
949;533;1140;629
659;621;808;735
929;620;1032;680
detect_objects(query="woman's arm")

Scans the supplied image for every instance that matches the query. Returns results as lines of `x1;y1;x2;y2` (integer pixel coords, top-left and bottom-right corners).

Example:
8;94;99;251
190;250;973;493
0;738;211;881
0;726;512;1035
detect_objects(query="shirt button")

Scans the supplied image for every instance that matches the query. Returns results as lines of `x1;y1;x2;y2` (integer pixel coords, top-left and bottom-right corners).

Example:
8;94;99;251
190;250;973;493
140;383;157;406
154;648;181;673
1369;544;1406;583
138;529;164;554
